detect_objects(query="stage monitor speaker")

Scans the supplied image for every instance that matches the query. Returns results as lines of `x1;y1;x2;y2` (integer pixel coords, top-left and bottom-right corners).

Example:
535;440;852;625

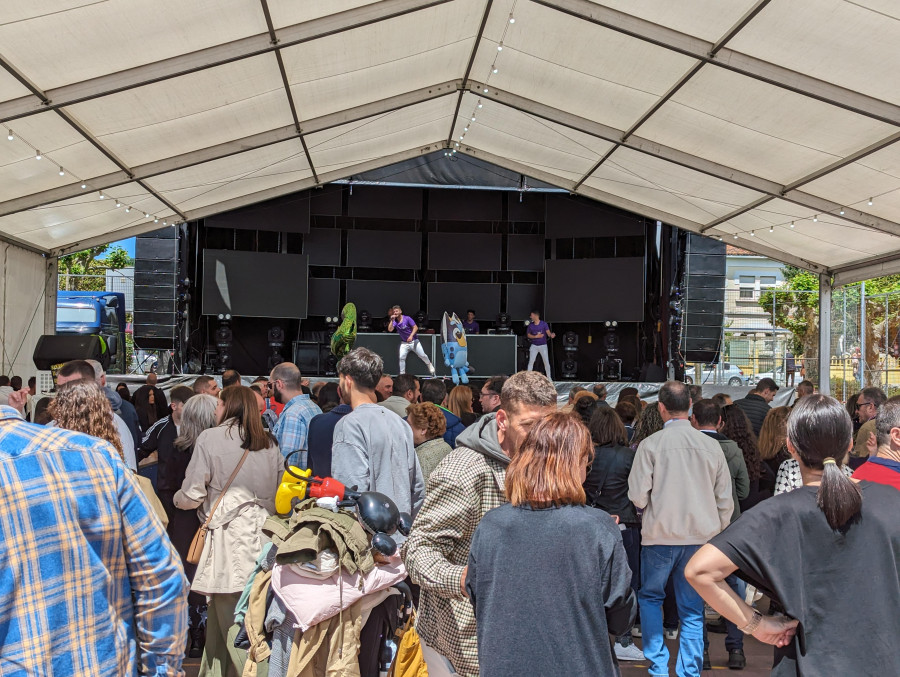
134;227;179;349
682;234;725;363
33;334;108;371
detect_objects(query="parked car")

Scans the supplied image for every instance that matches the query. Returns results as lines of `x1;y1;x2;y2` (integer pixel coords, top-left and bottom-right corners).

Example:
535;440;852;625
684;362;750;386
750;365;787;386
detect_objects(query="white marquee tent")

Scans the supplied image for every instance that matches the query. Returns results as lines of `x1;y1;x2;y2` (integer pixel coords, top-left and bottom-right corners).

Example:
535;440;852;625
1;0;899;381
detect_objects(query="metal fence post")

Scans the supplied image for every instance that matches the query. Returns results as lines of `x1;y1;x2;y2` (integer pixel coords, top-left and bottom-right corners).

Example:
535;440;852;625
819;275;832;395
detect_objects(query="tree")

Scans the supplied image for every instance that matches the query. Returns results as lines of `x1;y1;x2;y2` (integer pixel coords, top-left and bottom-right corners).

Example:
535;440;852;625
760;267;900;386
58;245;131;291
759;267;821;381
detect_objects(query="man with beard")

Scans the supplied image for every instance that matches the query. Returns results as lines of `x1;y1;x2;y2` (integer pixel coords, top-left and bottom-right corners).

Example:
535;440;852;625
269;362;322;467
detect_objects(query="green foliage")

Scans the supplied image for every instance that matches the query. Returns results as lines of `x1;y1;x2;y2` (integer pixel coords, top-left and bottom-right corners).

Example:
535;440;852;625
58;245;131;291
758;266;819;356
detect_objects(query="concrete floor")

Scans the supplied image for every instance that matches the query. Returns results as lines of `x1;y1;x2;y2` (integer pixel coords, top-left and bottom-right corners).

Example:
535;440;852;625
182;631;772;676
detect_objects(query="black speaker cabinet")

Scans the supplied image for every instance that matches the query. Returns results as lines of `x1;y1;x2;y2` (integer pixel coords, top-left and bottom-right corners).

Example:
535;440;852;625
134;227;179;348
33;334;107;370
682;234;725;363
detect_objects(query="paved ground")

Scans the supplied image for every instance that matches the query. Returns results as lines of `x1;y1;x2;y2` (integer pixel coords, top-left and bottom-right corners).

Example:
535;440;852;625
183;631;772;676
621;632;773;676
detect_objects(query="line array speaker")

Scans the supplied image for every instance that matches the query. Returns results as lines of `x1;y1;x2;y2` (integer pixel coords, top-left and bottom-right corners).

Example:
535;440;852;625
134;226;178;349
682;234;726;363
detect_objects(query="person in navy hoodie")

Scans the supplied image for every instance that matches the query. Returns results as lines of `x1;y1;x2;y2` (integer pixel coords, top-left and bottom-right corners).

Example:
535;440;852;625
421;379;465;448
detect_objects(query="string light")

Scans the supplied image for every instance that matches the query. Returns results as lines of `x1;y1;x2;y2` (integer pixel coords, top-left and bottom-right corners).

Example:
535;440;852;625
81;182;86;189
868;197;874;206
35;151;41;160
790;221;795;228
124;206;131;212
733;234;738;239
144;212;150;218
6;130;12;141
116;200;122;207
154;217;159;223
99;192;105;200
492;66;498;74
509;14;515;23
58;167;65;176
769;225;774;232
497;43;503;51
839;208;845;215
813;215;818;222
750;230;755;236
477;102;483;108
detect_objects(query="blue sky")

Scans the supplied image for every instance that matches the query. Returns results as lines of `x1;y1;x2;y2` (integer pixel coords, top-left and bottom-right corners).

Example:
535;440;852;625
111;237;136;257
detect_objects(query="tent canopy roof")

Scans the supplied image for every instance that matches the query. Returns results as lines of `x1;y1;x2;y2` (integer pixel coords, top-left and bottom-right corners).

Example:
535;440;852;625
2;0;900;285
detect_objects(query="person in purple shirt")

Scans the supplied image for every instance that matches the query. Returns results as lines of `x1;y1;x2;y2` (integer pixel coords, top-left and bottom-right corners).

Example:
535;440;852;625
388;305;437;376
526;309;555;379
462;310;480;334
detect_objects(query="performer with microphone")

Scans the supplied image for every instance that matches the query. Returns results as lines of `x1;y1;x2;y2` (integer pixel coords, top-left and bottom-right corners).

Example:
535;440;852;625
526;309;555;378
388;305;437;376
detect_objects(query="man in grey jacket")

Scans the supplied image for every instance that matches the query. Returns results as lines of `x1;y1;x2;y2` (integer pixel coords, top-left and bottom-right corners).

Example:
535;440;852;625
330;347;425;518
628;381;732;677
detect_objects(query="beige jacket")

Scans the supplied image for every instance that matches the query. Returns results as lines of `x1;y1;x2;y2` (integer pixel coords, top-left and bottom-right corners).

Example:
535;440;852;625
628;419;733;546
174;421;283;594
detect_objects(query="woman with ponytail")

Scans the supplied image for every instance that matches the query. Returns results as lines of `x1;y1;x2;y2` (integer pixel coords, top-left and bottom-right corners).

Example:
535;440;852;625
685;394;900;675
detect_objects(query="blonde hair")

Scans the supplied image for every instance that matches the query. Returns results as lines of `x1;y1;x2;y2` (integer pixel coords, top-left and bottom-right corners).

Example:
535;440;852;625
758;406;791;461
446;385;475;419
50;381;124;460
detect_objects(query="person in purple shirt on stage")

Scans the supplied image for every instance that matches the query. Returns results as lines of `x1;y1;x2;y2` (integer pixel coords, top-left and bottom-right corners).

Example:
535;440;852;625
462;310;480;334
526;309;555;379
388;305;437;376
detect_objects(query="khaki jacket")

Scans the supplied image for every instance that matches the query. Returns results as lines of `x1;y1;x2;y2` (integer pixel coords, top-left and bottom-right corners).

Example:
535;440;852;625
174;422;282;594
628;419;733;546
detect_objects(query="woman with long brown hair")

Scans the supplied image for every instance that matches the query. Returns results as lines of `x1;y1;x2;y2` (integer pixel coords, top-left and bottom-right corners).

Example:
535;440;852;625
466;411;637;677
758;406;791;495
721;404;763;510
174;385;282;677
687;394;900;676
446;384;478;427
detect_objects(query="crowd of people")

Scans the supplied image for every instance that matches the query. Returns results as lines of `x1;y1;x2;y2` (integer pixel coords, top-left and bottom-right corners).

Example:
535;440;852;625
2;358;900;677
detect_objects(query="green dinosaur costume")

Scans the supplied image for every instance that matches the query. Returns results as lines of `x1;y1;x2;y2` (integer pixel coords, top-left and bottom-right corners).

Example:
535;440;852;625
330;303;358;358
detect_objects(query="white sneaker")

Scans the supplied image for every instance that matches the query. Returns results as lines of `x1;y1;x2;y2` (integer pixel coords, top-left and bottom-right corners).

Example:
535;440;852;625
630;625;642;638
664;627;679;641
615;642;645;661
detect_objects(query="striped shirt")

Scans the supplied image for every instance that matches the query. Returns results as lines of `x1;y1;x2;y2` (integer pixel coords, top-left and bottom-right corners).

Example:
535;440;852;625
0;405;189;676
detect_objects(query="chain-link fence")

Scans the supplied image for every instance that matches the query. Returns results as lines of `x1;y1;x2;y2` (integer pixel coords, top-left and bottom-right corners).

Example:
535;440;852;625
683;284;900;401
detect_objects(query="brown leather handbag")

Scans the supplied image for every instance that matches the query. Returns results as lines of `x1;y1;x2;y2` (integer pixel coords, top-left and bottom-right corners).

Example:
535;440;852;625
186;447;251;565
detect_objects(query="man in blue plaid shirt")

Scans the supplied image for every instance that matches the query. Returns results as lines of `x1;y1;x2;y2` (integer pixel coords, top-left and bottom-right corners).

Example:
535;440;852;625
0;392;189;676
269;362;322;467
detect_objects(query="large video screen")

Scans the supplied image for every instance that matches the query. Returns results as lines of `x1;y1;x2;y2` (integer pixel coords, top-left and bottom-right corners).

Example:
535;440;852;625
427;283;500;320
345;280;421;316
202;250;308;318
544;257;644;322
347;230;421;268
428;233;501;271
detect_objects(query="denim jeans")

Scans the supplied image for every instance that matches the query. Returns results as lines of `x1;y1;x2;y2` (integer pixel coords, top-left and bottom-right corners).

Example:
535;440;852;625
617;526;642;643
639;544;705;677
703;574;746;653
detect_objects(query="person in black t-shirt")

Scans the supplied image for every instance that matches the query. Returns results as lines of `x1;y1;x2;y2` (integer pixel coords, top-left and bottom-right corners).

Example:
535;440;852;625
686;394;900;676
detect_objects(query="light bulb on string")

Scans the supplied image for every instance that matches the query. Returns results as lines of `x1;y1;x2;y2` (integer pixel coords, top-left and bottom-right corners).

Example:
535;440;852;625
154;218;159;223
477;101;482;108
813;215;818;222
750;230;755;237
81;182;86;189
733;234;738;239
508;14;515;23
35;151;41;160
483;88;488;93
868;197;874;206
99;192;105;200
464;126;468;132
116;200;122;207
124;206;130;212
769;225;774;232
790;221;795;228
58;167;64;176
471;116;476;121
492;67;498;74
144;213;150;218
6;130;12;141
497;43;503;51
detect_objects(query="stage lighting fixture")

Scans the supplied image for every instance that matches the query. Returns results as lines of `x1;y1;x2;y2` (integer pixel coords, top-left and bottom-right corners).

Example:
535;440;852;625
495;313;512;334
359;310;372;332
325;315;339;332
267;326;285;370
324;354;338;377
563;331;579;349
561;358;578;380
214;314;233;373
603;321;620;354
601;357;623;381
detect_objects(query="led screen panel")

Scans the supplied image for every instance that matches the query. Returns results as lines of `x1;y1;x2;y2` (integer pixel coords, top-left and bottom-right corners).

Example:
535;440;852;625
202;250;308;318
544;257;644;322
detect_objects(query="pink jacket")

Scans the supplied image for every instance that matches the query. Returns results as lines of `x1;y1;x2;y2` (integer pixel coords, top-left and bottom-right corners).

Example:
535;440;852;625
272;556;407;631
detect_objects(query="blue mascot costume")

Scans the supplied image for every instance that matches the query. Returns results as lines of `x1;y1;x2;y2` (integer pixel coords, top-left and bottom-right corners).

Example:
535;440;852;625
441;312;471;385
